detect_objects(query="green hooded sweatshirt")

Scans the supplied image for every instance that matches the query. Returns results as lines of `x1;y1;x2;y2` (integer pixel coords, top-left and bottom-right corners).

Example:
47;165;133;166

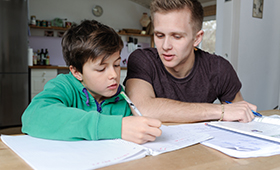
21;72;132;141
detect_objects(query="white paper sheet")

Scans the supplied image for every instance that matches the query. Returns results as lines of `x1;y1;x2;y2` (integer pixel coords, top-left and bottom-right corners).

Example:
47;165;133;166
208;121;280;143
142;125;213;156
254;115;280;125
1;135;146;170
174;123;280;158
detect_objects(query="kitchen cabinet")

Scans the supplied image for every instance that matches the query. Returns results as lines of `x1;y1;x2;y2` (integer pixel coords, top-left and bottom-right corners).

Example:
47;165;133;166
30;68;57;99
29;66;69;100
29;66;127;101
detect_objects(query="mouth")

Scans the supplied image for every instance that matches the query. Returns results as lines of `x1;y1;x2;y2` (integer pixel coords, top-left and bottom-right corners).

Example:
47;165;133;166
108;83;118;90
162;53;175;61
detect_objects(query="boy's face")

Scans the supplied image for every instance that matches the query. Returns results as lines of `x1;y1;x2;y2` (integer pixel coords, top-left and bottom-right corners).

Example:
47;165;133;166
80;52;121;102
153;8;202;77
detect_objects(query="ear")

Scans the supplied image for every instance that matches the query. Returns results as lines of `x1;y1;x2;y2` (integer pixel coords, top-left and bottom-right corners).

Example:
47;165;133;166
69;65;83;81
193;30;204;47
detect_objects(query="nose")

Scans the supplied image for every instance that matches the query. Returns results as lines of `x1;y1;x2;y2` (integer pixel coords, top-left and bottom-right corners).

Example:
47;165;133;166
162;37;172;51
108;67;118;80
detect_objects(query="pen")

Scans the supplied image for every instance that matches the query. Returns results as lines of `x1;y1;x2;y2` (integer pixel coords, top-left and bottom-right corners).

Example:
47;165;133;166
225;101;262;117
120;92;143;116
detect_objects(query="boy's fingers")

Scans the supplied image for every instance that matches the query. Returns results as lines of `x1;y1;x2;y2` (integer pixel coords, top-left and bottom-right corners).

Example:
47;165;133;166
146;118;162;128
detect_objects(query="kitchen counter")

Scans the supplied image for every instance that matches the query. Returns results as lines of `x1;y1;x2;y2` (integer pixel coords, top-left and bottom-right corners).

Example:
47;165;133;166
29;65;127;70
28;65;69;69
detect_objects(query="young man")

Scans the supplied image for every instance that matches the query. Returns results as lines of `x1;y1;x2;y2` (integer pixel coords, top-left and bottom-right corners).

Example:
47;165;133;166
22;20;161;144
124;0;256;123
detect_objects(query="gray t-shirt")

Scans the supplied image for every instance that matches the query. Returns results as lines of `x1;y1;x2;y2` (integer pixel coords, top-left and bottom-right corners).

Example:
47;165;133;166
124;48;241;103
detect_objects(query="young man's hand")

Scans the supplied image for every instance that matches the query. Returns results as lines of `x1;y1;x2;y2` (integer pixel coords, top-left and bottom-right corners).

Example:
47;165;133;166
121;116;162;144
222;101;256;123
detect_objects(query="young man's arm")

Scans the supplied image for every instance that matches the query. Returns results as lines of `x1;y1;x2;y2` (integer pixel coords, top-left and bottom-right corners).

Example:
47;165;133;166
125;78;256;123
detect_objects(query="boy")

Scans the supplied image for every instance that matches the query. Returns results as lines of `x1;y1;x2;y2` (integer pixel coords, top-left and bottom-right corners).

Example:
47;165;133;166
22;20;161;144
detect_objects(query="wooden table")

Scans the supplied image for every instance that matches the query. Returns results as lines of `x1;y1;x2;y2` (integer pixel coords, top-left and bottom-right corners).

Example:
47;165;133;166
1;110;280;170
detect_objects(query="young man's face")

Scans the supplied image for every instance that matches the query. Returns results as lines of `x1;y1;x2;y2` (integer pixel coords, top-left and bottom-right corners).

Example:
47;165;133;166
81;52;121;102
153;8;201;76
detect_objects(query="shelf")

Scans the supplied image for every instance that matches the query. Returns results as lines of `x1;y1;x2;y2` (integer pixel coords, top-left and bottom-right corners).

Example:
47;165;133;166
29;25;155;47
118;32;152;37
118;32;154;47
29;25;68;31
30;25;152;36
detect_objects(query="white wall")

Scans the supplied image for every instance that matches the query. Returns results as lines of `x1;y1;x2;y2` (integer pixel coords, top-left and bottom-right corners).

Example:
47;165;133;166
215;0;240;70
216;0;280;110
29;0;151;85
28;0;152;65
29;0;150;31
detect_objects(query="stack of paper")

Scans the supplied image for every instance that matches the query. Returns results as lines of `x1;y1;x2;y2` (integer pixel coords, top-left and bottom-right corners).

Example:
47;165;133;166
175;122;280;158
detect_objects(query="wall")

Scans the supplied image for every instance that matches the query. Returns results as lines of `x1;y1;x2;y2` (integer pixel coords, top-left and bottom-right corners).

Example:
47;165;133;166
216;0;280;110
28;0;151;66
29;0;150;30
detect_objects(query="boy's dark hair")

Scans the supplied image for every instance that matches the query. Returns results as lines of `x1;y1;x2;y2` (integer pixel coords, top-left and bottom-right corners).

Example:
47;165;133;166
62;20;123;73
150;0;204;34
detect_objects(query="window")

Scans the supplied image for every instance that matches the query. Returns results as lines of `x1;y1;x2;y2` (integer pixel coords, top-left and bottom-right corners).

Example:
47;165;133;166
200;20;216;54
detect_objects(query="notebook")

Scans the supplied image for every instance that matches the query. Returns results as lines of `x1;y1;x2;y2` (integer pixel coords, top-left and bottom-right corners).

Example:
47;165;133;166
1;125;212;170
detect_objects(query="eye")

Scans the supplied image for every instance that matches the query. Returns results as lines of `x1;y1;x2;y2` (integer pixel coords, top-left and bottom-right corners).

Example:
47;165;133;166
155;33;164;38
114;59;121;67
173;34;182;39
96;67;105;72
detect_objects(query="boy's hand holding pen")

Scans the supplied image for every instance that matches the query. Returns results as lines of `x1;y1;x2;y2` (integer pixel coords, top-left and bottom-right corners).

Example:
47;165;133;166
121;92;162;144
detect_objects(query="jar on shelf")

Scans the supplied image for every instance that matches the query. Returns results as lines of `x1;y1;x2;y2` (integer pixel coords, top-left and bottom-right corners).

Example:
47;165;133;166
47;21;51;27
36;20;40;26
41;20;47;27
30;15;36;25
140;13;151;31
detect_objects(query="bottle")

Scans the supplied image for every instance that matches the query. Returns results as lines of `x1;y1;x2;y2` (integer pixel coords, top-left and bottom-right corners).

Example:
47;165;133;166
28;47;33;66
45;49;50;65
42;49;48;65
40;49;44;65
37;49;41;65
46;56;50;65
33;52;37;65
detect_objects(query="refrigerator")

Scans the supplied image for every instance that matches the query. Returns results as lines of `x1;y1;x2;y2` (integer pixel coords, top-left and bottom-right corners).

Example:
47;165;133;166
0;0;29;128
